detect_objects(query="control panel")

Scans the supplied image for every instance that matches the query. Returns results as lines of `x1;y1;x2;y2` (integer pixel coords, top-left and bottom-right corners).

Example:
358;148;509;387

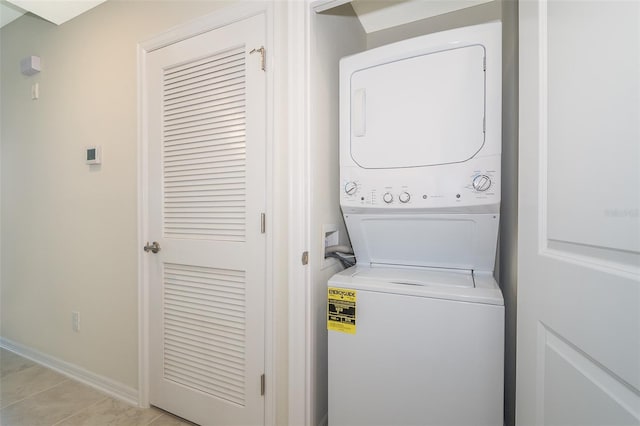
340;158;500;212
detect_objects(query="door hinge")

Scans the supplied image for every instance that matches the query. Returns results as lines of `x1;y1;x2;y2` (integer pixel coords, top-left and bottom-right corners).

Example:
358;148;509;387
260;374;265;396
301;251;309;265
250;46;266;71
261;213;266;234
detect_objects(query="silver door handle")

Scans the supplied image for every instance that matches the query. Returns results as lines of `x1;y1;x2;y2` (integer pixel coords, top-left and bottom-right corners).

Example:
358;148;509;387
143;241;160;254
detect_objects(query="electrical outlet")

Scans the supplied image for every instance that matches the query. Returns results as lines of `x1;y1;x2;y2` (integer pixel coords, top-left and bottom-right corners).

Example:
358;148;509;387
72;311;80;332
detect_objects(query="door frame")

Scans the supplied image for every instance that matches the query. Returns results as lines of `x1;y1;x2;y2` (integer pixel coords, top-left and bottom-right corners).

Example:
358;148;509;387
137;3;276;424
285;1;312;425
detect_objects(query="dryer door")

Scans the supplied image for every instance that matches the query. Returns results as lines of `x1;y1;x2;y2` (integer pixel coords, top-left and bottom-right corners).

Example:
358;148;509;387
349;45;486;169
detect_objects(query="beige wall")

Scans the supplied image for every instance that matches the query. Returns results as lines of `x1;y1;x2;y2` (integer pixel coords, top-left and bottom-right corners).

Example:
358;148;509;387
0;0;237;391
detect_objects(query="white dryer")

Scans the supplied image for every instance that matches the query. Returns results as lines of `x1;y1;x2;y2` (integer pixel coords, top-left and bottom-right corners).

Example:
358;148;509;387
328;22;504;426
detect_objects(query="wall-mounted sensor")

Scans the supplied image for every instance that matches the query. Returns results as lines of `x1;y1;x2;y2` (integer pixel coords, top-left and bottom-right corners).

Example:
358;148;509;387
86;146;102;165
20;56;41;76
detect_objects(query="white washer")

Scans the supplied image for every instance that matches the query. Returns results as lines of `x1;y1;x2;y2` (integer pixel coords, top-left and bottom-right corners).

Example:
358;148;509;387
328;22;504;426
328;266;504;426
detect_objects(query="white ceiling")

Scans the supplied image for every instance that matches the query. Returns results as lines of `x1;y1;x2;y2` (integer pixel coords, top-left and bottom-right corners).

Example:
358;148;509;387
314;0;494;33
1;0;494;32
350;0;493;33
0;0;26;28
0;0;106;28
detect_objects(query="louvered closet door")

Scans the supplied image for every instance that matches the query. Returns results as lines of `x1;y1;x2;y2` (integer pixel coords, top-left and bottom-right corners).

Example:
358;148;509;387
146;13;266;426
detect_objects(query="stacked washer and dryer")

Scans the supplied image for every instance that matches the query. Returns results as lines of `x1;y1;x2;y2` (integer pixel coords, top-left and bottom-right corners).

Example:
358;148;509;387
327;22;504;425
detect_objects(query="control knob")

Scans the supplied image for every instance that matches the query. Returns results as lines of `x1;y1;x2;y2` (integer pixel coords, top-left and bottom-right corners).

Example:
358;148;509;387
383;192;394;203
399;192;411;203
472;175;492;192
344;181;358;195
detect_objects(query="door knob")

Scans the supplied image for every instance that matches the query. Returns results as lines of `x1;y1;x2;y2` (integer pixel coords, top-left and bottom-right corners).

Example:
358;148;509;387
143;241;160;254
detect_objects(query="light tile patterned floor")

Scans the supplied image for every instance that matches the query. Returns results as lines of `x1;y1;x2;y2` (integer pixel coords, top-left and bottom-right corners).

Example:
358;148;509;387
0;348;197;426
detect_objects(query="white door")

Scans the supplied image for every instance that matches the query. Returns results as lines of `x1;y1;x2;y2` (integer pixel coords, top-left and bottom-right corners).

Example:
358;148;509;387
517;1;639;425
144;13;266;426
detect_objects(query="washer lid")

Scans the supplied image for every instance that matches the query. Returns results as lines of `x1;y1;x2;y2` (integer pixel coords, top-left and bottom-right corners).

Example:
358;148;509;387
352;266;474;288
329;266;503;306
349;44;486;169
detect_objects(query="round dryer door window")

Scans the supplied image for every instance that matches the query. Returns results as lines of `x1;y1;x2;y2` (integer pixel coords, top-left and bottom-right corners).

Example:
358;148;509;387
349;45;486;169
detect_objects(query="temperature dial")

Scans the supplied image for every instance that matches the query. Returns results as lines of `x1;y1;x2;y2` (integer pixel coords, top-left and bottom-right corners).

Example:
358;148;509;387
472;175;492;192
383;192;394;203
344;181;358;195
399;192;411;203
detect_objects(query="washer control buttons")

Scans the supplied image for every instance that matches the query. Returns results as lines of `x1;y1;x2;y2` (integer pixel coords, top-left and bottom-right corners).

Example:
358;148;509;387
344;181;358;195
399;192;411;203
472;175;492;192
383;192;394;203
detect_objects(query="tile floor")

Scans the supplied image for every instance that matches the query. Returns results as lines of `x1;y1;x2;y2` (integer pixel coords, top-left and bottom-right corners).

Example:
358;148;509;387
0;348;197;426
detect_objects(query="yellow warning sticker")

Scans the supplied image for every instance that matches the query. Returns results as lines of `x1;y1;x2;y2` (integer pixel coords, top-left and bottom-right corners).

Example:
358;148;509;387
327;287;356;334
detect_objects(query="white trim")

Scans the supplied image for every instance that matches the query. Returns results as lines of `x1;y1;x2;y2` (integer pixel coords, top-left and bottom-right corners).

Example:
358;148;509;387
263;3;277;424
541;247;640;280
136;40;150;409
287;1;312;425
537;0;549;258
544;325;640;421
139;2;271;52
137;3;276;424
312;0;351;13
0;337;138;406
535;323;546;425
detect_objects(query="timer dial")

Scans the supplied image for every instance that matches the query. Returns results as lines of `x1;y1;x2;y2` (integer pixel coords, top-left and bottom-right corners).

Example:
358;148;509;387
344;181;358;195
399;192;411;203
472;175;492;192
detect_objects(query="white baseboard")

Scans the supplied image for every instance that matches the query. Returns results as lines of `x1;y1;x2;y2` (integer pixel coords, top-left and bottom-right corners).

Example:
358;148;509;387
0;337;139;406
